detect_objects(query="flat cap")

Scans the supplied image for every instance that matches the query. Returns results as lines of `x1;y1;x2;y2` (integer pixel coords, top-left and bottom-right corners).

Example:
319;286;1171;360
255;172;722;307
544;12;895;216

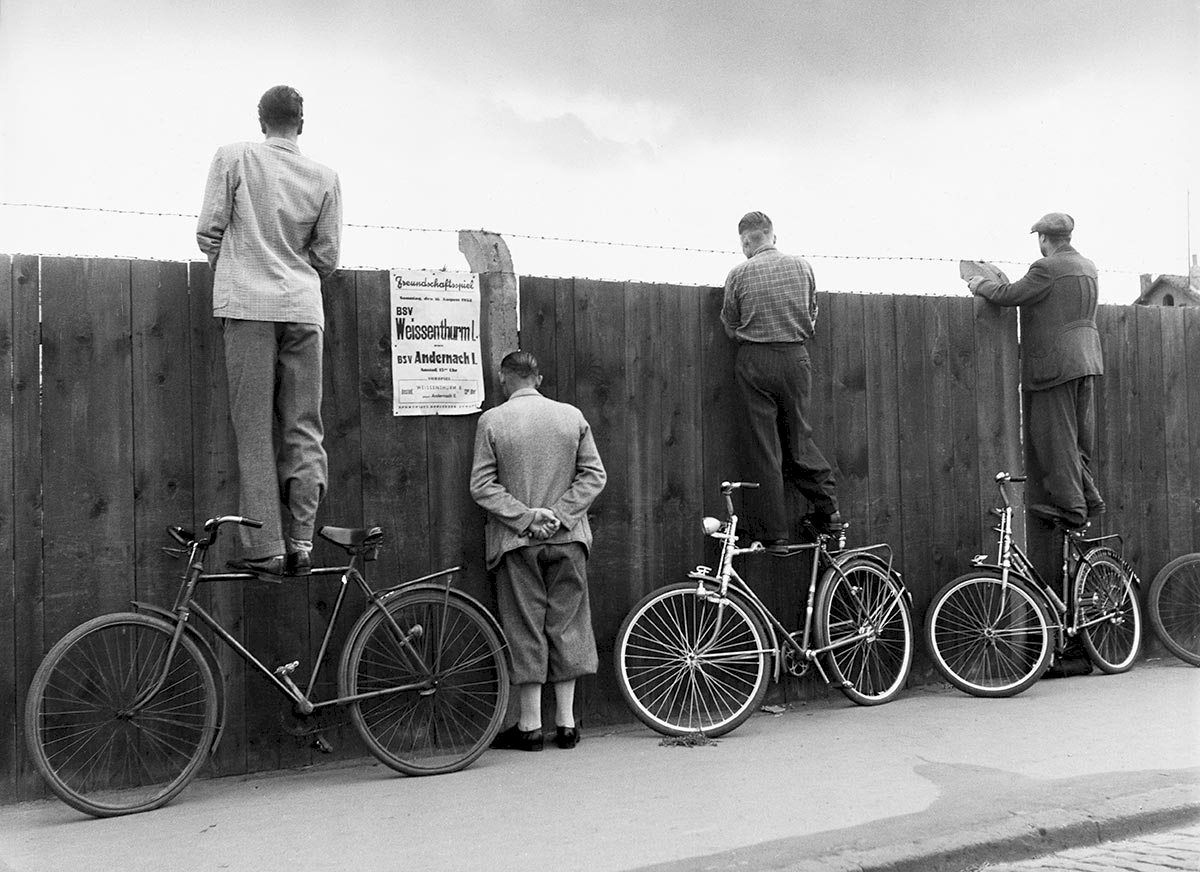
1029;212;1074;236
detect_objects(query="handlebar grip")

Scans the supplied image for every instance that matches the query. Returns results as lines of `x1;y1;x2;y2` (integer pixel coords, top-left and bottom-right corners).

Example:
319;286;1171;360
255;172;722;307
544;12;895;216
239;516;264;529
994;472;1027;484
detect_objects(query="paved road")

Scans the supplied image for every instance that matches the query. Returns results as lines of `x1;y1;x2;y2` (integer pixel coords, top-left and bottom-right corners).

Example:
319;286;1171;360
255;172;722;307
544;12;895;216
967;822;1200;871
1;659;1197;872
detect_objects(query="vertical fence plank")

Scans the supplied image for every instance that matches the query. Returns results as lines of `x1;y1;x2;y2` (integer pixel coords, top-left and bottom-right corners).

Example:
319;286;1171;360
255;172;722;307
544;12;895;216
187;261;247;777
863;295;904;565
896;295;935;610
972;299;1022;548
40;258;136;639
572;279;629;723
1187;311;1200;551
357;270;432;583
1135;306;1167;576
310;269;368;760
0;257;14;802
1160;307;1192;568
131;261;195;606
658;284;705;593
830;295;869;541
11;255;42;800
946;297;982;585
699;286;737;519
625;282;663;601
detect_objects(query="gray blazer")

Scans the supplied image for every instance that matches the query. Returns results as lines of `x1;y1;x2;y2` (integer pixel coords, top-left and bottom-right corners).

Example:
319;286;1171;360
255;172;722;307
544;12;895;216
973;244;1104;391
470;388;607;569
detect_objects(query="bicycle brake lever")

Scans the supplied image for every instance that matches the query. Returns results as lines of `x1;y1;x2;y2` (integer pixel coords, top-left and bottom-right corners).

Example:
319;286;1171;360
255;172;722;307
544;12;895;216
161;546;188;560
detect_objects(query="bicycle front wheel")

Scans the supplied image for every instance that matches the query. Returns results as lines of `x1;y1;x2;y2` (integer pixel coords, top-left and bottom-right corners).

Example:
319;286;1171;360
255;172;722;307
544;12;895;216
341;591;509;776
1148;553;1200;666
25;613;218;817
614;582;770;737
924;572;1053;698
814;558;913;705
1075;547;1142;673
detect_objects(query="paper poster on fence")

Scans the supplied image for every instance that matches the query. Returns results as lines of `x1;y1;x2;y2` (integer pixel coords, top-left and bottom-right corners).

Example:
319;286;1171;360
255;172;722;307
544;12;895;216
390;270;483;416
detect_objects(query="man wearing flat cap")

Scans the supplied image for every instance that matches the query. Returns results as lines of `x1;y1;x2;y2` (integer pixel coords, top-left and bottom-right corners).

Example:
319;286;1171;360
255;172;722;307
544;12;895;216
966;212;1104;529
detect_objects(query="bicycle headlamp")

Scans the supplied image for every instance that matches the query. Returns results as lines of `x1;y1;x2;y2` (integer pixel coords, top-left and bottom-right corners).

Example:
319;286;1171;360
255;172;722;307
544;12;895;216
701;517;722;535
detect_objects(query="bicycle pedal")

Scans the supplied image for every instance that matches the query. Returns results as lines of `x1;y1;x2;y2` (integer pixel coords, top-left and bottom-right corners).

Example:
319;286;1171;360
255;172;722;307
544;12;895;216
275;660;300;677
310;734;334;754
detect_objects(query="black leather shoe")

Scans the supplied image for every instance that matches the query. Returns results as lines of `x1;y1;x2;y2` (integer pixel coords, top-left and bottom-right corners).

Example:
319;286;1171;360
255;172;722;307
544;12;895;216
228;555;287;576
286;550;312;576
1030;503;1087;530
555;726;580;749
490;724;544;752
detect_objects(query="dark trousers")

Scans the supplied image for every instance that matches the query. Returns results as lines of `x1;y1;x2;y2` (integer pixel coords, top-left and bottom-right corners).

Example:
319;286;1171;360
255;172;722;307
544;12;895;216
1028;375;1102;525
734;342;837;540
494;542;598;686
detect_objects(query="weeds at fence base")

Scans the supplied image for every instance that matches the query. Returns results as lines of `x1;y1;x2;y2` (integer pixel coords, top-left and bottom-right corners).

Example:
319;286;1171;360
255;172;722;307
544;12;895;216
659;732;719;748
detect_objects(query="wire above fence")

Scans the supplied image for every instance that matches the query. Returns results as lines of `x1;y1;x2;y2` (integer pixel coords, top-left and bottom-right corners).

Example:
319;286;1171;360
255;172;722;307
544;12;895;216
0;200;1150;275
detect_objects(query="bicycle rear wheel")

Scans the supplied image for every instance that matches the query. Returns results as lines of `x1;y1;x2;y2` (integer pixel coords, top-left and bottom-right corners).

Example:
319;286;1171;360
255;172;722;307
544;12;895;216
25;613;217;817
341;591;509;776
814;557;913;705
1148;553;1200;666
614;582;770;737
1074;547;1142;673
924;572;1053;698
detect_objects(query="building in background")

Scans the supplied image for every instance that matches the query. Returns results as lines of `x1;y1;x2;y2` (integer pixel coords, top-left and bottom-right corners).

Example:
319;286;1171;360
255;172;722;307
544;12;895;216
1134;256;1200;307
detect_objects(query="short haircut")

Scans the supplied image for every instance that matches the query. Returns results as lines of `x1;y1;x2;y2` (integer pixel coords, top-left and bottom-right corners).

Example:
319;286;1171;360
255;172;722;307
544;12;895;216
258;85;304;129
500;350;539;378
738;211;773;236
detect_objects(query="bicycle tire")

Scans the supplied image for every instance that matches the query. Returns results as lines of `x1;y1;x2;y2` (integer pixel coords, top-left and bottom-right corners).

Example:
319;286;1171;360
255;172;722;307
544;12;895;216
25;612;218;817
924;572;1053;698
814;557;913;705
1147;553;1200;667
341;591;509;776
1074;547;1142;673
613;582;771;737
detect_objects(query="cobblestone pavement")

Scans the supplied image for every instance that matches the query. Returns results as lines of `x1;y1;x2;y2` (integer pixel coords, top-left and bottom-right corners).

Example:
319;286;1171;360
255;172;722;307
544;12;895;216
968;822;1200;871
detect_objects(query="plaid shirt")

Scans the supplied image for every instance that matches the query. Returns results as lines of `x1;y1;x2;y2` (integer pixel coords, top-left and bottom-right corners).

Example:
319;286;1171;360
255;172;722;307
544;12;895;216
197;138;342;327
720;245;818;343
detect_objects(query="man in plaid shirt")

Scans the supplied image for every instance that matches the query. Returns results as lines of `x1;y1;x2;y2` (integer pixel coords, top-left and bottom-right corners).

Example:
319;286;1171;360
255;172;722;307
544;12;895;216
197;85;342;576
721;211;839;553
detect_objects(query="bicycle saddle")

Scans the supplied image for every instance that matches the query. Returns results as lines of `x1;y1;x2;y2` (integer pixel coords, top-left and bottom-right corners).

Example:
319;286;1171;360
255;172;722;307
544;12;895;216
318;525;384;554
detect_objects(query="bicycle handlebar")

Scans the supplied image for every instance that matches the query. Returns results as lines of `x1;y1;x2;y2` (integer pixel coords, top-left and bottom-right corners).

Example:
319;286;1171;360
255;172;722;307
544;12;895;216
720;481;759;515
993;472;1027;509
203;515;264;531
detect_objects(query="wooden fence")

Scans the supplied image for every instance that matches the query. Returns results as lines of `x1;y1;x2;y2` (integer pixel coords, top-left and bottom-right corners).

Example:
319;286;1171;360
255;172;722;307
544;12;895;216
2;255;1197;803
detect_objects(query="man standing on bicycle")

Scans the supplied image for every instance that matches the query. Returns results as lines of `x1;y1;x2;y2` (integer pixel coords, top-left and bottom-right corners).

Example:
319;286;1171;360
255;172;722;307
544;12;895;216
196;85;342;576
966;213;1104;530
470;351;606;752
721;211;840;553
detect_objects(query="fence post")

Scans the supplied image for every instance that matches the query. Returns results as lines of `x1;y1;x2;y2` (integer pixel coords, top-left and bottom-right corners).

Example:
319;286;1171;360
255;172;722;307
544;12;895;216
459;230;518;409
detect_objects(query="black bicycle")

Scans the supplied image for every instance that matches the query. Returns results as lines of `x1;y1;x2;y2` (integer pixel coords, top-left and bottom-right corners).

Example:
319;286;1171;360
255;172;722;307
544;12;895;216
924;472;1141;697
25;515;510;817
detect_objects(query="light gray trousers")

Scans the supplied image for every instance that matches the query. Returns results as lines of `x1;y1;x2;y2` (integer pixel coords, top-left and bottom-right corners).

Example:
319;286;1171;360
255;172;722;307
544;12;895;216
222;319;327;558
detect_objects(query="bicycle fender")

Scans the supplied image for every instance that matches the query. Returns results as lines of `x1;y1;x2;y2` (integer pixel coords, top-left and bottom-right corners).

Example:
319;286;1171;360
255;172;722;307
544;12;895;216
131;600;227;756
825;552;912;603
343;584;513;670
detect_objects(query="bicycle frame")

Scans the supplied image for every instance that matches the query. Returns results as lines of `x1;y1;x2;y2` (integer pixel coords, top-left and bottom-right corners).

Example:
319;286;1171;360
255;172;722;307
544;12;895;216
130;517;464;718
687;483;900;685
971;476;1129;645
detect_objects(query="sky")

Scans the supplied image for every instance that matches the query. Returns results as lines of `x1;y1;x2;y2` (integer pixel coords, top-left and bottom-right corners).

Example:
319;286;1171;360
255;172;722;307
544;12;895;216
1;0;1196;303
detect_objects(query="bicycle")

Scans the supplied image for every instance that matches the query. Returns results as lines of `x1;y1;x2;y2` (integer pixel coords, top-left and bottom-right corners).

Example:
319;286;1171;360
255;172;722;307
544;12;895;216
613;480;914;737
1147;552;1200;666
924;472;1142;698
24;515;510;818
